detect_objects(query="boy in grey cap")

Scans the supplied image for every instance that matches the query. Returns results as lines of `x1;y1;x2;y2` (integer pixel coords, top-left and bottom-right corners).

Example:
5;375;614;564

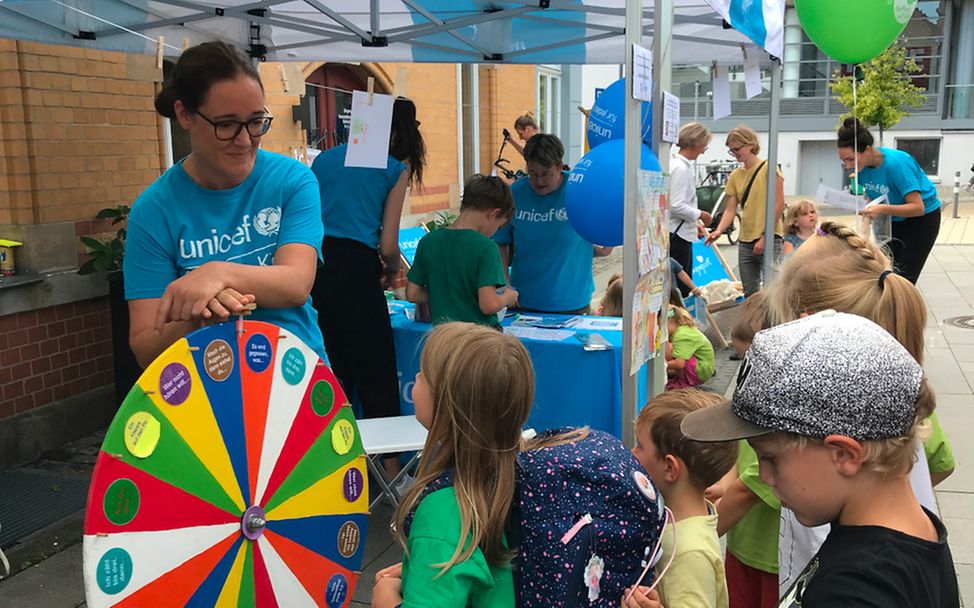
682;311;958;607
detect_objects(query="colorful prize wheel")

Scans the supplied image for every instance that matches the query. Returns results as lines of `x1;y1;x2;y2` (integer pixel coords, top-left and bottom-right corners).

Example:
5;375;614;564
83;321;368;607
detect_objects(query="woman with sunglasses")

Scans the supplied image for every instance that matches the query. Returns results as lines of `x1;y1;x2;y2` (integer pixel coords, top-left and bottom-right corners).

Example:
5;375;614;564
309;98;426;436
705;125;785;298
125;41;324;367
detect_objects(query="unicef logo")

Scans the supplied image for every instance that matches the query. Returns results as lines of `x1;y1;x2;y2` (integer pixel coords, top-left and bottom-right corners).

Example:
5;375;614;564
254;207;281;236
555;208;569;222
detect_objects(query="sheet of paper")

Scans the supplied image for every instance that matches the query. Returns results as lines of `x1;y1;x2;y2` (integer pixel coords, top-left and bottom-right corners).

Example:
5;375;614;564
574;317;624;331
631;43;653;102
814;183;868;212
503;326;574;342
712;65;732;120
662;91;680;143
744;51;762;100
344;90;394;169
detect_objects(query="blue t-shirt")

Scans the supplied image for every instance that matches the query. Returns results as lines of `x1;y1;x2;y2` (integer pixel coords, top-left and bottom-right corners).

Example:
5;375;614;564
494;173;594;312
669;257;683;290
311;144;406;249
124;149;326;357
858;147;940;222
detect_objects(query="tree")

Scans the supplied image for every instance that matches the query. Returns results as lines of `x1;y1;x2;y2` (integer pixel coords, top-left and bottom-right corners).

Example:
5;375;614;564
830;44;927;146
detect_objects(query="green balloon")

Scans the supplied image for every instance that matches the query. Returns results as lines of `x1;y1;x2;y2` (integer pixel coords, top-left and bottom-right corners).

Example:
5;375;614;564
795;0;916;64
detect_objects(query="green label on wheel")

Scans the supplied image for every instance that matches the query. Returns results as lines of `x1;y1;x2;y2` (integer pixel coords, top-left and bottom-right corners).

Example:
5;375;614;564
97;547;133;595
311;381;335;416
281;348;306;385
104;478;140;526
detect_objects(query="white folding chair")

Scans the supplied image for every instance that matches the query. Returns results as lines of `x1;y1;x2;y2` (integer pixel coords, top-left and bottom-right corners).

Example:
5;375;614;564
357;416;428;511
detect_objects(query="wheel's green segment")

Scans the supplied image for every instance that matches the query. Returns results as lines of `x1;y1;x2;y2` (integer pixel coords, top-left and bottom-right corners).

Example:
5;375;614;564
237;542;255;608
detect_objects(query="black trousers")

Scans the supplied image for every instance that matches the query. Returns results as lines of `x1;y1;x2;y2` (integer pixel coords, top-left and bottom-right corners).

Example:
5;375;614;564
669;233;693;297
887;208;941;285
312;237;401;419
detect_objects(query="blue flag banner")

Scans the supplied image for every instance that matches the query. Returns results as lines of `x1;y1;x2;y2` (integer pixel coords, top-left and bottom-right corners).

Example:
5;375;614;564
704;0;785;58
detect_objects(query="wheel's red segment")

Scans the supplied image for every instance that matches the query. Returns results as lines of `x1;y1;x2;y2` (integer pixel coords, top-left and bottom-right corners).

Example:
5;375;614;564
110;531;238;607
238;321;280;504
251;540;280;608
264;529;357;607
257;363;346;506
85;452;237;534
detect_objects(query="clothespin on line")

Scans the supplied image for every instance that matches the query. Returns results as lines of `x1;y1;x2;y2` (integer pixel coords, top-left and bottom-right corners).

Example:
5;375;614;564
367;76;375;105
711;60;718;79
182;38;190;51
156;35;164;69
740;43;748;61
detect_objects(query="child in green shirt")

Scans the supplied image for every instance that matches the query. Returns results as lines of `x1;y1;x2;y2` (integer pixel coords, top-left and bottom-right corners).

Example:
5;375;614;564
371;323;534;608
407;175;518;326
665;305;715;390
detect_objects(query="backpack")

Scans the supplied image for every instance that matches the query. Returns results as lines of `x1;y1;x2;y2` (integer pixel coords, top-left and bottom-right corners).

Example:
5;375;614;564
511;428;666;607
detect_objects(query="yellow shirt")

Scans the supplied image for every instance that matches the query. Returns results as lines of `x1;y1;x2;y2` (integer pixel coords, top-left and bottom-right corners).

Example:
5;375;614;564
655;501;729;608
724;161;784;242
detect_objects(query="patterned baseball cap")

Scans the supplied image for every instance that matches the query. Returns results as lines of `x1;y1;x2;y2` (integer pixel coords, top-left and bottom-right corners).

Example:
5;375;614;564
681;310;924;442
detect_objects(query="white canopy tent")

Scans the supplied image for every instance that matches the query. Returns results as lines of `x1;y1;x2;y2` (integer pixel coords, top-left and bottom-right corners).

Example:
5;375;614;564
0;0;772;65
0;0;786;445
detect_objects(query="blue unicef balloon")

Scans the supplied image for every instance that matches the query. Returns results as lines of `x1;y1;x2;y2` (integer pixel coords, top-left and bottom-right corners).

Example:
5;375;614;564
587;78;652;149
566;140;661;247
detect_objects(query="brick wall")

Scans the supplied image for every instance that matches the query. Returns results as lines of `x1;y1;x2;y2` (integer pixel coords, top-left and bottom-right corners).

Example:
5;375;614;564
0;39;164;226
0;298;113;422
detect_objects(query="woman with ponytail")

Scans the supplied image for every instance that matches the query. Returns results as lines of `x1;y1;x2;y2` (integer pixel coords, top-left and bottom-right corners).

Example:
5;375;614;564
837;117;942;284
125;41;324;367
310;98;426;442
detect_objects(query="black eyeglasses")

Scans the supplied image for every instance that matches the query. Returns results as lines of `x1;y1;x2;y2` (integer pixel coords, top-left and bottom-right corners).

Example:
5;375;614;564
196;111;273;141
728;144;749;154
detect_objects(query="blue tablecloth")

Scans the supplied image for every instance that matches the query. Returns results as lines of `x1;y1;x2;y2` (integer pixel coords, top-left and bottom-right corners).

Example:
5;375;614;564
389;303;646;438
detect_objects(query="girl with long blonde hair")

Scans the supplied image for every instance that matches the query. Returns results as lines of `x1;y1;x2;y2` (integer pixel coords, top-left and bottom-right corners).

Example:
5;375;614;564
372;322;534;608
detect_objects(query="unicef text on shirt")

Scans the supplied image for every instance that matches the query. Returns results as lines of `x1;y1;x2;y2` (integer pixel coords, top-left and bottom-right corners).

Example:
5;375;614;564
179;208;281;260
514;208;570;223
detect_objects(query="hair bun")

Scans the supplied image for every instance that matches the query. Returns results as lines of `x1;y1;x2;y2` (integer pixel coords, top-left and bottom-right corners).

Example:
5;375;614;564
154;86;178;119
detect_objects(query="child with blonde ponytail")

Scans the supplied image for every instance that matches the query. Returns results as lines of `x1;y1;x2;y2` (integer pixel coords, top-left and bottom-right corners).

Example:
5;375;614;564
372;323;534;608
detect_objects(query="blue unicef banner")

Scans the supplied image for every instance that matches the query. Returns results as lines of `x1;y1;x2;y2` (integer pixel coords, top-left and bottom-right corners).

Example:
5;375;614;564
691;239;732;287
398;226;427;268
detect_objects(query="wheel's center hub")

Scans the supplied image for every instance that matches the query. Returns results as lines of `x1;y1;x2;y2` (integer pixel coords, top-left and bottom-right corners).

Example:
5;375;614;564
241;505;267;540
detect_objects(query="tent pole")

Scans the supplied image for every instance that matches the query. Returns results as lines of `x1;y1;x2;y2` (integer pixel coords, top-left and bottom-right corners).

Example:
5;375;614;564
650;0;671;405
622;0;642;448
763;58;781;281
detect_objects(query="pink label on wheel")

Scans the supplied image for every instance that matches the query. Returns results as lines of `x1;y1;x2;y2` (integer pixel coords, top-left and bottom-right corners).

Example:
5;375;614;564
159;363;191;405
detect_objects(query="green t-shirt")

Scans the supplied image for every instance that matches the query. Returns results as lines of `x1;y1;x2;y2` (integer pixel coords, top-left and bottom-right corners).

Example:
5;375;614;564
670;325;715;382
401;486;515;608
924;411;955;474
727;441;780;574
407;228;507;327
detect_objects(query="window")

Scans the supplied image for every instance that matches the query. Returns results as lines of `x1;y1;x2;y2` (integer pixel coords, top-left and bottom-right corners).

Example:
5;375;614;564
537;66;561;137
896;138;940;175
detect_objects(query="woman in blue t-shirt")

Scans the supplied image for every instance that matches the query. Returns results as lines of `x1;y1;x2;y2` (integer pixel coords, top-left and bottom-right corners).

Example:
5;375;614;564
125;42;324;367
310;99;426;426
837;118;941;284
493;134;613;314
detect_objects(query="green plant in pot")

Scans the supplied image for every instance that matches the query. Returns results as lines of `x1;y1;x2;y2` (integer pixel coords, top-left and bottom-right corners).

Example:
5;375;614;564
78;205;129;279
77;204;140;405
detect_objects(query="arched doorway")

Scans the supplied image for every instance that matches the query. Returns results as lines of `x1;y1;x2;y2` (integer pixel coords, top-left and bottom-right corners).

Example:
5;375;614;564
304;64;386;150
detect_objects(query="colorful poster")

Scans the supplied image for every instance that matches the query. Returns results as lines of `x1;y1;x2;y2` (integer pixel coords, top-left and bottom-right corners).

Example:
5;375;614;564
630;169;670;375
